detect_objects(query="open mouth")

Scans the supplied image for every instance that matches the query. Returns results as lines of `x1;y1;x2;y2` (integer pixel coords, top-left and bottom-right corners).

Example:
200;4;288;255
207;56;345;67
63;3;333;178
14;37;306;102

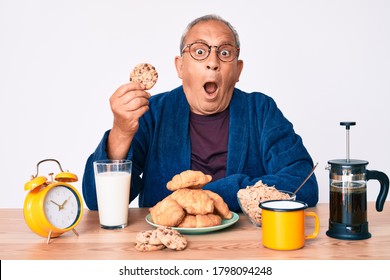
204;82;218;95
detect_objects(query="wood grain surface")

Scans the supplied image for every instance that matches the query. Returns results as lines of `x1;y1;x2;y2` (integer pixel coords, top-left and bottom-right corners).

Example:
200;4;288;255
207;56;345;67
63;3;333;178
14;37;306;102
1;202;389;260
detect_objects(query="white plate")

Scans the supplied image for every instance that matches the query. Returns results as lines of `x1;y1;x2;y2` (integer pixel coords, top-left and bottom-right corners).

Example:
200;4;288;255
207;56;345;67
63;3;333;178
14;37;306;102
145;212;239;234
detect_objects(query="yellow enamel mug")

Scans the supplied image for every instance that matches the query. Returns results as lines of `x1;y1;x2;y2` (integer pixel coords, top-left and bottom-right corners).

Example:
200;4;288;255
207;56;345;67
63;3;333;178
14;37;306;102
259;200;320;250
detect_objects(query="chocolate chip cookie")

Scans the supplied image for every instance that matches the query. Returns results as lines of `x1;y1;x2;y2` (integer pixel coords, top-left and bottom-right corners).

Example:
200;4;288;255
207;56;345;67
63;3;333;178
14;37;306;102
129;63;158;90
155;226;188;251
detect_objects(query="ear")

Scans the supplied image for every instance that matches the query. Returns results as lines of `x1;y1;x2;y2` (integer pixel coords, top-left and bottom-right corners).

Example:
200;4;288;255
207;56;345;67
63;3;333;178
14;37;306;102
174;56;183;79
236;59;244;82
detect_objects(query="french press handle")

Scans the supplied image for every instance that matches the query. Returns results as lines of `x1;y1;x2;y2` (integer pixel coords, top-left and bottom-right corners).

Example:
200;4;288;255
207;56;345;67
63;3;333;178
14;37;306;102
366;170;389;212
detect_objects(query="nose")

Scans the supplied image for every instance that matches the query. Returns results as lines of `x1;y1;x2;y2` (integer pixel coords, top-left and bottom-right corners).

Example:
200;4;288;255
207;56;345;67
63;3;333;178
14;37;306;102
206;47;220;71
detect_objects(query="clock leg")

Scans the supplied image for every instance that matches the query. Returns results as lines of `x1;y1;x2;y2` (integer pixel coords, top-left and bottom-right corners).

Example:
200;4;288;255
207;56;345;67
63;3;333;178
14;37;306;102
47;230;53;244
72;228;79;237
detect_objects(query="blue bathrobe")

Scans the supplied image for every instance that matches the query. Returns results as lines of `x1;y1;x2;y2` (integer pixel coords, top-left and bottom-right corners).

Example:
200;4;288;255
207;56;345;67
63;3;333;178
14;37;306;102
82;86;318;212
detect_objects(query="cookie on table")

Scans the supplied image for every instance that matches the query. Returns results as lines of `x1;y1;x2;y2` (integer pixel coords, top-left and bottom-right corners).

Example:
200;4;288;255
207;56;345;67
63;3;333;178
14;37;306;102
129;63;158;90
148;229;163;245
135;229;165;252
155;226;188;251
135;230;163;246
135;242;165;252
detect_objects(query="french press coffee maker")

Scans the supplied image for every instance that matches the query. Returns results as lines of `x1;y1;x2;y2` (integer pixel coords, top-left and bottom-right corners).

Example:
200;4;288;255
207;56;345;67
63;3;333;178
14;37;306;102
326;122;389;240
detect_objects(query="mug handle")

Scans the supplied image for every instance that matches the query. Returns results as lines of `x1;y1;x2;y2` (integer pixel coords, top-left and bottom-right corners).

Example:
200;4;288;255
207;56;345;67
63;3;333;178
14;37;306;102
305;212;320;240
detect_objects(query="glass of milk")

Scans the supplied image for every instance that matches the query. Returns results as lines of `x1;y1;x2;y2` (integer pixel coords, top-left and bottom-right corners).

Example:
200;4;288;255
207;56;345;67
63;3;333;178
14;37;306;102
93;159;132;229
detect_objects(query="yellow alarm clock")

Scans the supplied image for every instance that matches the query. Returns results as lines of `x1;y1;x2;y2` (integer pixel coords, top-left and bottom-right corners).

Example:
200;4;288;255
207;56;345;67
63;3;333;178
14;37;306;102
23;159;84;244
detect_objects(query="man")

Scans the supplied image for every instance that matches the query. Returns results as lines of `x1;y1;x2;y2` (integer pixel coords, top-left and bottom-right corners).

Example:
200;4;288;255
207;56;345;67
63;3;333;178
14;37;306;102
82;14;318;212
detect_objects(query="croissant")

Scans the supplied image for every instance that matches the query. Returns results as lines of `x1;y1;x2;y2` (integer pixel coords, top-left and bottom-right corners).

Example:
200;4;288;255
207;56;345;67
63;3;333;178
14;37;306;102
203;190;233;219
167;170;212;191
177;214;197;228
169;188;214;215
149;197;185;227
178;213;222;228
196;213;222;227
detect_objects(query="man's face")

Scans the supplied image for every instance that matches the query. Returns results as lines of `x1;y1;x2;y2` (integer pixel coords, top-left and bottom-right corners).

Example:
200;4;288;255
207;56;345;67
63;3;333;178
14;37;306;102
175;20;244;115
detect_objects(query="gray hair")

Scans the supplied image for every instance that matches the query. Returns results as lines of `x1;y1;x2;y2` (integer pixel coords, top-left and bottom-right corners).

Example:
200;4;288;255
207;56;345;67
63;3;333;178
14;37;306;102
179;14;240;54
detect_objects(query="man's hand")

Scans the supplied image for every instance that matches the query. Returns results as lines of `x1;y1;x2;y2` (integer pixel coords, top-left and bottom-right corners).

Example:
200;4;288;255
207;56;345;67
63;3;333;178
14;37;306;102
107;82;151;159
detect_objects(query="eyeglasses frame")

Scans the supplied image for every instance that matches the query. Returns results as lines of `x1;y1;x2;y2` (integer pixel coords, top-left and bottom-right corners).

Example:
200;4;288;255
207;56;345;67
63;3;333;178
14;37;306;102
181;41;240;62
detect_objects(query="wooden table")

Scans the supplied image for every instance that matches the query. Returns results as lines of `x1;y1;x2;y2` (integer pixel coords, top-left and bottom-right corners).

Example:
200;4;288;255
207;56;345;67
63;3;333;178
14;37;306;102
1;202;389;260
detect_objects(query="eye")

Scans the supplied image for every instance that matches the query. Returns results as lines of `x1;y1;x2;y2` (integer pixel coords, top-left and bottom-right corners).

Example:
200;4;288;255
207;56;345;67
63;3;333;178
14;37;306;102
220;49;231;57
190;42;209;59
195;48;206;56
219;45;233;58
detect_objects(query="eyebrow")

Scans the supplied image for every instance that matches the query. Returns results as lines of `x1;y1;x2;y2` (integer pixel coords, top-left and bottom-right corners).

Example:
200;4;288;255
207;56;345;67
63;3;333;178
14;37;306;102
188;39;207;45
188;40;235;46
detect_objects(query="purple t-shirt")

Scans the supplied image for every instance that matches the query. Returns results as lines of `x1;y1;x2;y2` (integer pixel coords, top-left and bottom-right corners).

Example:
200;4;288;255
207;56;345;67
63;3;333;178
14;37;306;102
189;109;229;181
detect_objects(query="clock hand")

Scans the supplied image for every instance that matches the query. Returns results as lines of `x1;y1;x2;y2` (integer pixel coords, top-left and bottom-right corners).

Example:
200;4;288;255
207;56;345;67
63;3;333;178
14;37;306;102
50;200;61;211
59;199;68;210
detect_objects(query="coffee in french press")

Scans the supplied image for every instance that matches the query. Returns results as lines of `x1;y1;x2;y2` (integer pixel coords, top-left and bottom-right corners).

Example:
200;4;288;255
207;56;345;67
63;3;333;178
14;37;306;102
326;122;389;240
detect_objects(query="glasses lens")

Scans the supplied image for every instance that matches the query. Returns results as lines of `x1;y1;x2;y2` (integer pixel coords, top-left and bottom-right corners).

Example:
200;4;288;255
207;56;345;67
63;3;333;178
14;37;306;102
189;42;210;61
217;44;237;62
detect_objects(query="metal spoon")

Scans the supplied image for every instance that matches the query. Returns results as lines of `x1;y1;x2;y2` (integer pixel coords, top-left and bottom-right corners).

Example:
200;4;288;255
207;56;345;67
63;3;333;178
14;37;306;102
293;162;318;195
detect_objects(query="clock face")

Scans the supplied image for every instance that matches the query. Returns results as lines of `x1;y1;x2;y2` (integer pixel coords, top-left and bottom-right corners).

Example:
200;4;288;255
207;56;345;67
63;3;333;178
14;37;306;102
43;185;81;229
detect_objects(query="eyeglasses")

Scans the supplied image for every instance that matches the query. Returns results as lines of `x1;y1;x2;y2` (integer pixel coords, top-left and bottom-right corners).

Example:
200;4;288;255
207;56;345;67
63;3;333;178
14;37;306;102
181;41;240;62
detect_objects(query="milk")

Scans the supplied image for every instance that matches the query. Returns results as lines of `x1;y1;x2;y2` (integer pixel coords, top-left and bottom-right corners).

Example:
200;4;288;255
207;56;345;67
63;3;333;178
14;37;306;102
95;171;131;228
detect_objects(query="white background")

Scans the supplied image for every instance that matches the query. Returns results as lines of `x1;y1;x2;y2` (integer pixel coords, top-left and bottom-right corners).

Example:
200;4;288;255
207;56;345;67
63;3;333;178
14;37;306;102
1;0;389;209
3;260;388;279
